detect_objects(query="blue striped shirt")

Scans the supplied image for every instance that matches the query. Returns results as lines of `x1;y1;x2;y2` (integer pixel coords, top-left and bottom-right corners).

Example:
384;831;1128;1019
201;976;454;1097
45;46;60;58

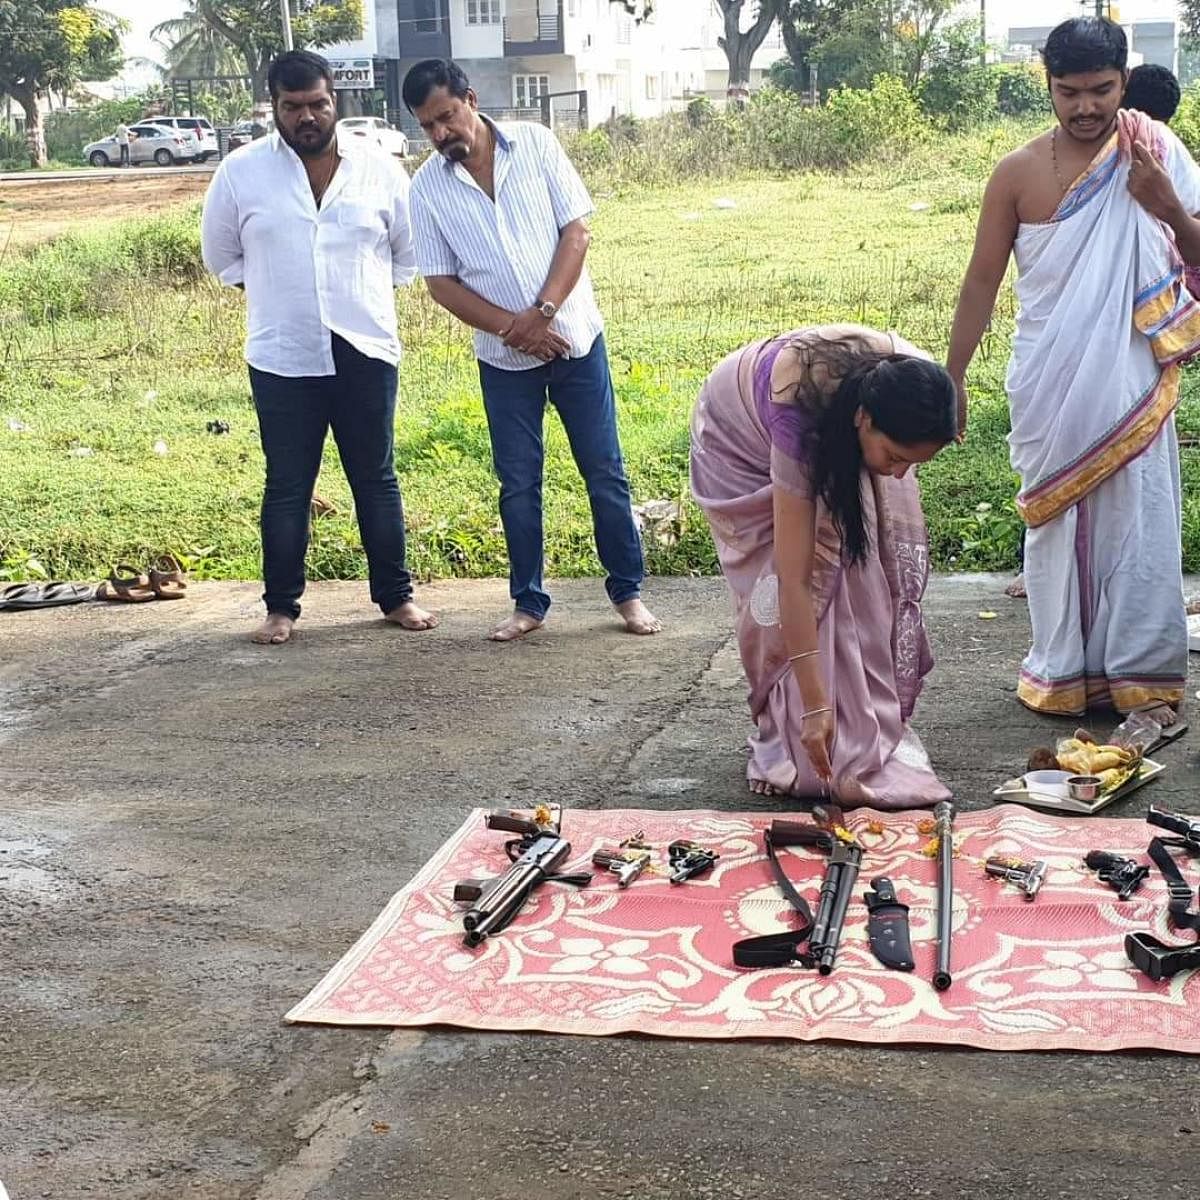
409;118;603;371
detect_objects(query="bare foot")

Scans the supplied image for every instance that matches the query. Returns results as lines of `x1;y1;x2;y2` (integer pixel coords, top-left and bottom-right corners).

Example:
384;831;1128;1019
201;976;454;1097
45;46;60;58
616;597;662;635
749;779;780;796
489;611;544;642
384;601;439;631
1137;703;1178;729
1005;573;1027;599
252;614;294;645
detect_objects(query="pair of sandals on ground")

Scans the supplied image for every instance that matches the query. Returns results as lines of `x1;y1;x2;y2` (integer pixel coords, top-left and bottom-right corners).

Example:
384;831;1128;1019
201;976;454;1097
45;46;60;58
0;555;187;611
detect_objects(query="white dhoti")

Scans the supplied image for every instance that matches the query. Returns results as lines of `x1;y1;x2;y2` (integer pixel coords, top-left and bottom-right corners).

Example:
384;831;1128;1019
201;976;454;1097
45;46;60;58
1008;111;1200;715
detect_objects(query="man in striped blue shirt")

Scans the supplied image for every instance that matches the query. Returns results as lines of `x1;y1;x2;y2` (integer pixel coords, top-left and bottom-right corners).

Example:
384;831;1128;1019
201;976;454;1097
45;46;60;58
404;59;660;642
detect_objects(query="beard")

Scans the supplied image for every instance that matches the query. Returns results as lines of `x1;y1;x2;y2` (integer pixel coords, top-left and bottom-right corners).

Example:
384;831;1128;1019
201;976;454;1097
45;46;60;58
439;138;469;162
281;120;336;159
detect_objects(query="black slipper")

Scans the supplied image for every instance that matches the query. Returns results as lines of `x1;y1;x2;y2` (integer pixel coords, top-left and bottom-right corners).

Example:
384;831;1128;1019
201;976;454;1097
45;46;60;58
0;583;43;611
3;581;96;610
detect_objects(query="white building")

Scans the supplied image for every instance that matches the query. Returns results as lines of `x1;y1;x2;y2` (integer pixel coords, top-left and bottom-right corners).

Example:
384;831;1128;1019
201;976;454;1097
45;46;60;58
340;1;785;130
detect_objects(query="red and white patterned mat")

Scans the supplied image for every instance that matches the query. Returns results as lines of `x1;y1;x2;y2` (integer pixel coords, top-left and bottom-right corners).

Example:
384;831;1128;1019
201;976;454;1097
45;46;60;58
286;805;1200;1052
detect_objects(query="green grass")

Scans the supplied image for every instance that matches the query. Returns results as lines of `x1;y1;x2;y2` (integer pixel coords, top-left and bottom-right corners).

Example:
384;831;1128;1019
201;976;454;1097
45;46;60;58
4;124;1200;584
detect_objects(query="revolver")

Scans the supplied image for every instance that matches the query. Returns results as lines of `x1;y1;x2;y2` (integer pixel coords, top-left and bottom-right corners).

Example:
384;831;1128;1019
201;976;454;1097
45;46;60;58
1084;850;1150;900
667;840;719;884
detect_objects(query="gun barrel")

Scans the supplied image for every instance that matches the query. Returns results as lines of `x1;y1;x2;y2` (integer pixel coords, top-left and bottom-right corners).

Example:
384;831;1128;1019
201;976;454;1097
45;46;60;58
463;862;541;932
933;801;955;991
817;846;862;975
809;854;844;952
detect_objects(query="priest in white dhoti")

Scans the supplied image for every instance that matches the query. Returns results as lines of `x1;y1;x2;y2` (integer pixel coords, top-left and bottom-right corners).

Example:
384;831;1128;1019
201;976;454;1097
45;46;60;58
946;16;1200;723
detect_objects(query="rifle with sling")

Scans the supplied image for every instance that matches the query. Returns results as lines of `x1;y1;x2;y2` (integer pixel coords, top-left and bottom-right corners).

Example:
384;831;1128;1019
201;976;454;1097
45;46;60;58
732;809;862;975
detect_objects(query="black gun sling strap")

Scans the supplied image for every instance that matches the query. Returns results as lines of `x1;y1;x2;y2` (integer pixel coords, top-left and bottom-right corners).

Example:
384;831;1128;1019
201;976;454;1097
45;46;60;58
731;826;818;969
1148;837;1200;935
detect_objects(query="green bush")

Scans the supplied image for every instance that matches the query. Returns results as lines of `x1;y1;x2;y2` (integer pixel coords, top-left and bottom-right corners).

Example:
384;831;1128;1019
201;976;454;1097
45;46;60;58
0;126;26;168
820;74;930;162
995;65;1050;117
561;77;932;187
920;65;999;130
1174;83;1200;160
0;207;204;323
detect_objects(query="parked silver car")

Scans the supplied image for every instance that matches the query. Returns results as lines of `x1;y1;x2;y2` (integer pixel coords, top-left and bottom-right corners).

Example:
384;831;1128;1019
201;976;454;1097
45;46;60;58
143;116;218;161
84;123;192;168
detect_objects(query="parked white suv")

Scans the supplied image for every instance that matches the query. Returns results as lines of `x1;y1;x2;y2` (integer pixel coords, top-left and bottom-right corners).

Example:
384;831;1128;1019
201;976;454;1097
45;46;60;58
336;117;408;158
144;116;218;161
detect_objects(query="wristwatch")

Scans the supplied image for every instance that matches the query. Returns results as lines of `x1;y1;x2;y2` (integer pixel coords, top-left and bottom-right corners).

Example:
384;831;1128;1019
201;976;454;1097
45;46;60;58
535;298;557;319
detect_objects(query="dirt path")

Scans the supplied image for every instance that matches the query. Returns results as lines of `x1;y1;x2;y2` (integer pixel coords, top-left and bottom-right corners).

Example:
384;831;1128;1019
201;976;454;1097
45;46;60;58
0;174;211;248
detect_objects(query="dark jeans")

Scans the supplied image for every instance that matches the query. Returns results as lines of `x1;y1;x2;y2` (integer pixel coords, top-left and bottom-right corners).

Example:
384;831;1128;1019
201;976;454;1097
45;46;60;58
477;334;644;620
249;335;412;621
119;144;130;167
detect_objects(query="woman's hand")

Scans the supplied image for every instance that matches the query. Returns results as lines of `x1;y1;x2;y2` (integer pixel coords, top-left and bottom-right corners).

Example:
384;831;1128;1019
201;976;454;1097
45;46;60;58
800;709;835;782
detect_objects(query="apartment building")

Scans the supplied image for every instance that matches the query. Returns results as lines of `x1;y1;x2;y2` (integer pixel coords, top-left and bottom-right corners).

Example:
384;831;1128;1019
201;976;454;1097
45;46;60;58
320;0;787;129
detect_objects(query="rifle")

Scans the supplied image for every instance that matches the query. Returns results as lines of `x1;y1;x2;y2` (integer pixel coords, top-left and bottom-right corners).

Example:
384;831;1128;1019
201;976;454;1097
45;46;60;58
732;808;862;975
1124;806;1200;981
454;806;591;948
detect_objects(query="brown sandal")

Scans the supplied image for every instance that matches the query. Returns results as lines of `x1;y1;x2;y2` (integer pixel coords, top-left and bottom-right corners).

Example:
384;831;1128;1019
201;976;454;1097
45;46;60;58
95;565;157;603
149;554;188;600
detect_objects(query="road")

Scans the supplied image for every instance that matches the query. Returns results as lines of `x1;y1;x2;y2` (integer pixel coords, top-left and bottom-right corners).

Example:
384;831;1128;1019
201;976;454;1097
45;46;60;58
0;162;217;186
1;575;1198;1200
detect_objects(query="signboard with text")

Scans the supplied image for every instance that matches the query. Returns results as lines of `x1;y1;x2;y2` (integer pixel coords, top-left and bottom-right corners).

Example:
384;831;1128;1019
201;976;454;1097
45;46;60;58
329;58;375;90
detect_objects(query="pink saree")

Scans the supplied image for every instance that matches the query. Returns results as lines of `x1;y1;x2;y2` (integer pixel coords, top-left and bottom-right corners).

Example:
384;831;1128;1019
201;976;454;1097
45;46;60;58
689;334;950;808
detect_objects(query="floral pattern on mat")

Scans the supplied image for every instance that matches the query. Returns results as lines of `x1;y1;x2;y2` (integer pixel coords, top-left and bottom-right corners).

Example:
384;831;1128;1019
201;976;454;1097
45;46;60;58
285;805;1200;1053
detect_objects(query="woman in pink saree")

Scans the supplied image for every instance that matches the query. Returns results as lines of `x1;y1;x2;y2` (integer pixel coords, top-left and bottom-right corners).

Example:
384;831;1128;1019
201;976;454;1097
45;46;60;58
690;325;957;808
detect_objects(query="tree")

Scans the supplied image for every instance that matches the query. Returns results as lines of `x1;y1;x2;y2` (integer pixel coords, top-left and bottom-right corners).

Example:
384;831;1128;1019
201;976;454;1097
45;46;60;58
152;2;246;81
777;0;888;95
154;1;363;105
715;0;783;106
893;0;956;89
0;1;124;167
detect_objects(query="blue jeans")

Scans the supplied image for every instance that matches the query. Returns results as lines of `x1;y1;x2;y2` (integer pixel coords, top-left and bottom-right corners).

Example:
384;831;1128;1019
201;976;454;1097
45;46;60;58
478;334;644;620
249;335;413;621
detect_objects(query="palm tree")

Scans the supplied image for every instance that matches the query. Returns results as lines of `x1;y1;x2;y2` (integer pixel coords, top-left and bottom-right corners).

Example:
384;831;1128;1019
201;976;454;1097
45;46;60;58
151;3;245;81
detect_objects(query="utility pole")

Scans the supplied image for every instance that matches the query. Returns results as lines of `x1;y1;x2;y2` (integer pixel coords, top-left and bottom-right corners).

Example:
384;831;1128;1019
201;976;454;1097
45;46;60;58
281;0;294;50
980;0;986;68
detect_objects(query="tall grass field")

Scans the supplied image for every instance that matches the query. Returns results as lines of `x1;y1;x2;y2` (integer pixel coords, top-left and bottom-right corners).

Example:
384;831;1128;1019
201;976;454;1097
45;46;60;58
4;110;1200;585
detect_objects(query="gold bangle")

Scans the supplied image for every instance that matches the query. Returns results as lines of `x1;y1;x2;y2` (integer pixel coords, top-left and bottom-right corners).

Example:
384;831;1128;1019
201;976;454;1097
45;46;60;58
801;706;832;720
787;650;820;662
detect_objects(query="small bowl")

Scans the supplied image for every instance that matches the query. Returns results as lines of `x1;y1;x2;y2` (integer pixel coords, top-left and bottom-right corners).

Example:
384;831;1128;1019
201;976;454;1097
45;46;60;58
1067;775;1102;801
1022;769;1073;798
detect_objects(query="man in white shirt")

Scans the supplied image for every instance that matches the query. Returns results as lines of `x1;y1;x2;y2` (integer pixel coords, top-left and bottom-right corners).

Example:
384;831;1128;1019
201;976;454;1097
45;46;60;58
201;50;436;645
115;122;130;168
404;59;660;642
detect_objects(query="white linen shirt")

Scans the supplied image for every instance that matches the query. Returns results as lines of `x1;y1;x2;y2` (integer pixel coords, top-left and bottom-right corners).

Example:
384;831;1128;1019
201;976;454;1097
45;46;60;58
409;118;603;371
200;133;417;377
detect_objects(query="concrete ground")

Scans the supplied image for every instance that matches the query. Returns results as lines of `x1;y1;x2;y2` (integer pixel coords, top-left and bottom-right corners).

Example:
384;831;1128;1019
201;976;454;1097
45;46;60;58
2;575;1198;1200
